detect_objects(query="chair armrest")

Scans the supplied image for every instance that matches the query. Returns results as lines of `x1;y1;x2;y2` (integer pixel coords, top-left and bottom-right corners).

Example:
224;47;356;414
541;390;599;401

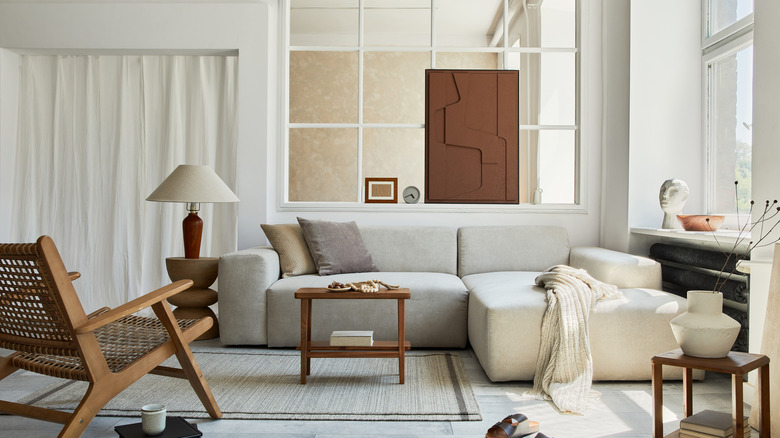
218;246;281;345
68;272;80;281
75;279;193;333
86;307;110;318
569;246;662;289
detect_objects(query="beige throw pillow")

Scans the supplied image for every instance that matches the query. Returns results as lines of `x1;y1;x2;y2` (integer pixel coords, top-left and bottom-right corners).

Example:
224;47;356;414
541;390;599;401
261;224;317;277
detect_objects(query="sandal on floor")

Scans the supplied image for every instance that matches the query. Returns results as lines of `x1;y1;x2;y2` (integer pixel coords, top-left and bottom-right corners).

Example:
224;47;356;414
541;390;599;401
485;413;540;438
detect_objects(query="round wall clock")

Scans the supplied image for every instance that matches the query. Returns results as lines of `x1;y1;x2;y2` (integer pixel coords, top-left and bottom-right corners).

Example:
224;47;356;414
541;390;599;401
402;186;420;204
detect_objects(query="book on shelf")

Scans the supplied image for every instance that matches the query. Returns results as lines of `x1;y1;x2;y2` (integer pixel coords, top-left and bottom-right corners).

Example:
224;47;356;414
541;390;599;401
679;428;750;438
679;410;750;437
330;330;374;346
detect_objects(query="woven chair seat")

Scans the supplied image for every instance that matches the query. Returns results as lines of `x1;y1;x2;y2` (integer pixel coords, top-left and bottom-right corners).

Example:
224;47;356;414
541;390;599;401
11;314;200;381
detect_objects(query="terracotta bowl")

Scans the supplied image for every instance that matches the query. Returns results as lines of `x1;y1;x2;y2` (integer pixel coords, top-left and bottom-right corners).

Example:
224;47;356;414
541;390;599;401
676;215;725;232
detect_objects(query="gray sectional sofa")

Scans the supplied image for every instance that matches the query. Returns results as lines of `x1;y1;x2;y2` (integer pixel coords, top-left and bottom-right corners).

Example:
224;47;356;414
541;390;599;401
218;225;688;381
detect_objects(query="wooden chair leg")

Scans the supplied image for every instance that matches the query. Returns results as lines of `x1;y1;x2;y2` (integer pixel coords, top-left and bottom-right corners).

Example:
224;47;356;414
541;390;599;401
59;383;116;438
0;356;20;381
152;302;222;419
176;346;222;419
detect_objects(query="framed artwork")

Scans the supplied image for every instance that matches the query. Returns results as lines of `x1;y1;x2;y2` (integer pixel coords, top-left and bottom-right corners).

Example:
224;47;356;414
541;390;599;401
365;178;398;203
425;69;519;204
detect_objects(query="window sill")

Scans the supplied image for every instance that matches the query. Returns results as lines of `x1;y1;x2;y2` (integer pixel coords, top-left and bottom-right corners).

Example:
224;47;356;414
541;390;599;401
631;227;751;252
278;201;587;214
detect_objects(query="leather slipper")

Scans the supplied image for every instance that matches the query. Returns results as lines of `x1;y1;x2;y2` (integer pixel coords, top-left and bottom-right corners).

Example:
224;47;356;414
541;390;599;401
485;413;540;438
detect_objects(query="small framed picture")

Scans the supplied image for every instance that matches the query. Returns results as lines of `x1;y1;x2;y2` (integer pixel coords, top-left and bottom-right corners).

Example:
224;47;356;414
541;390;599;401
365;178;398;203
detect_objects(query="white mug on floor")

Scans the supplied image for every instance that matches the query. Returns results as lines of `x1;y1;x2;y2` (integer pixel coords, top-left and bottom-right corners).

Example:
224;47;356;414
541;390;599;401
141;404;166;435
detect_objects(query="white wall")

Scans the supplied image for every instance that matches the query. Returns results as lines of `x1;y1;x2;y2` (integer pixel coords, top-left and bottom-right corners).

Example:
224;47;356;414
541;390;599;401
0;1;275;250
747;0;780;380
627;0;702;253
599;1;630;251
752;3;780;261
0;49;20;242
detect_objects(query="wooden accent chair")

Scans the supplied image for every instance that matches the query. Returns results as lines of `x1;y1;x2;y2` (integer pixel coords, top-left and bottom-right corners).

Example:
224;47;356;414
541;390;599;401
0;236;222;437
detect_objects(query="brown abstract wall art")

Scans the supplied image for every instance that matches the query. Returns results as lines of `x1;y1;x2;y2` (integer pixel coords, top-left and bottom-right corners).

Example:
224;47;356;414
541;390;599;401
425;69;519;204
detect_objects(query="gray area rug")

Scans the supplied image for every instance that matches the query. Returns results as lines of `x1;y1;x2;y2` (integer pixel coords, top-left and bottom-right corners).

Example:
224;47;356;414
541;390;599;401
18;347;481;421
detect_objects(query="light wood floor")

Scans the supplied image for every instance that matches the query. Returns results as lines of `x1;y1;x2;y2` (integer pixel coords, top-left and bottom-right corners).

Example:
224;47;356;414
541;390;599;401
0;340;746;437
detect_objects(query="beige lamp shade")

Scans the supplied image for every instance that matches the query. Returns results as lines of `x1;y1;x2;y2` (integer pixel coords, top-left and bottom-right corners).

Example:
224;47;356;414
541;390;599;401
147;165;239;203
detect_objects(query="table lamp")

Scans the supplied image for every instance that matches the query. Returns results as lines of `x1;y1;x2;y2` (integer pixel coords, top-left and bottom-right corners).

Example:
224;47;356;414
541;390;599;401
147;164;239;259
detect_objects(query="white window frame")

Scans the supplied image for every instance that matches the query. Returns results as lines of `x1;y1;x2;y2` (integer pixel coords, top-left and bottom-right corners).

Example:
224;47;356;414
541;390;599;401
278;0;583;212
701;0;753;217
702;12;753;50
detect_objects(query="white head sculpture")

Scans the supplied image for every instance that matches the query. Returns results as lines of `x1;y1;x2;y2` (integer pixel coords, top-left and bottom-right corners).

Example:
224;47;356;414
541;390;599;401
659;178;690;229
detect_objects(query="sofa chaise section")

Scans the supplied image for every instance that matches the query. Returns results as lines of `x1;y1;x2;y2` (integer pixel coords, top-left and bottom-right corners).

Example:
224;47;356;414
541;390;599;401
460;226;688;381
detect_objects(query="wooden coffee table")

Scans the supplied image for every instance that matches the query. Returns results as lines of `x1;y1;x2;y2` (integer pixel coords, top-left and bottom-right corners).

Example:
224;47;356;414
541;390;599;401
294;287;411;384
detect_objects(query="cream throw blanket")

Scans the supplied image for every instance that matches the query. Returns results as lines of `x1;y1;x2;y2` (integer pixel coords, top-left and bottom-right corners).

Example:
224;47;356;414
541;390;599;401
525;265;622;414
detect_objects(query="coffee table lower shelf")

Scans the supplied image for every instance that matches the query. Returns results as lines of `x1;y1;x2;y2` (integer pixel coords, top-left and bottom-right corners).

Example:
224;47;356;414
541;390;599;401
300;340;411;357
665;431;759;438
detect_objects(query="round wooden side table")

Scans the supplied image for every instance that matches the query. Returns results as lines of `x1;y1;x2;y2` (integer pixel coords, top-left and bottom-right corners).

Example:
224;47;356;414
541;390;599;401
165;257;219;340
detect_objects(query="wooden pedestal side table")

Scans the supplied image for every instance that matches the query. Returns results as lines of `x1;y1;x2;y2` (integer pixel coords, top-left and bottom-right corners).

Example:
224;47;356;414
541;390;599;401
294;287;411;385
651;349;771;438
165;257;220;340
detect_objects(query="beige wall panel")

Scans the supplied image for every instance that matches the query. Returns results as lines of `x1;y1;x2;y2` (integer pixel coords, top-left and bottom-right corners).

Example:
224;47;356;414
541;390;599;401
363;52;429;124
289;128;357;202
289;51;358;123
363;128;425;201
435;52;499;70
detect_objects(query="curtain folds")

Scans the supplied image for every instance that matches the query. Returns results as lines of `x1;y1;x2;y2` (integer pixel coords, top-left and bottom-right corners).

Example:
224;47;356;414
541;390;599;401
11;55;238;312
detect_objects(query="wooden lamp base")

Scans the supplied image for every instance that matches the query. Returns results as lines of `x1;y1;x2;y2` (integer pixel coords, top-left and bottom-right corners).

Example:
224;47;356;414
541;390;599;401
182;212;203;259
165;257;219;340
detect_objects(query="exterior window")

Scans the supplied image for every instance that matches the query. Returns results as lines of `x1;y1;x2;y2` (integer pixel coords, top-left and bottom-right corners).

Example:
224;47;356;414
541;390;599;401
703;0;753;214
285;0;579;205
707;0;753;37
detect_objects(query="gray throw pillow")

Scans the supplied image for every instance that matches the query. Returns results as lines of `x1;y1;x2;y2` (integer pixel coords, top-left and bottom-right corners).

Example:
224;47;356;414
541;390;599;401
297;217;379;276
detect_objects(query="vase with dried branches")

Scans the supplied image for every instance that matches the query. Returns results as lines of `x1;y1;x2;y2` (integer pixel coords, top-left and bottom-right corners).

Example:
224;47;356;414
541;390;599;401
670;181;780;358
712;182;780;290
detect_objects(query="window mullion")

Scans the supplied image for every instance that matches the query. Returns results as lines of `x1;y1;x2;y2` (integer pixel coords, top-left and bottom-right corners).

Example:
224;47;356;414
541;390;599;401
705;62;715;212
357;0;365;202
430;0;436;68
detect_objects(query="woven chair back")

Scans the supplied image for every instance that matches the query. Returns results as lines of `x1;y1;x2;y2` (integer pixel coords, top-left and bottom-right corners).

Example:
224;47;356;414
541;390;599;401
0;240;81;356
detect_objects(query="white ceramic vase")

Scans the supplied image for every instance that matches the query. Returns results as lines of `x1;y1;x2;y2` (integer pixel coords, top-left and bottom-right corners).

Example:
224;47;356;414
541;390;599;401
670;290;741;358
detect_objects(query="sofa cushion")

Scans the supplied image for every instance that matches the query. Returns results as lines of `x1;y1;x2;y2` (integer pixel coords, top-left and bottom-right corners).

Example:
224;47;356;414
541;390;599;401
261;223;317;278
569;246;662;289
297;218;379;275
266;272;469;348
457;226;569;277
359;226;458;274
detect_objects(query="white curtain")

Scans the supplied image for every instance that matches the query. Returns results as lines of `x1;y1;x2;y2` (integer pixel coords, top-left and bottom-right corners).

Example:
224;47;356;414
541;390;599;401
11;55;238;312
